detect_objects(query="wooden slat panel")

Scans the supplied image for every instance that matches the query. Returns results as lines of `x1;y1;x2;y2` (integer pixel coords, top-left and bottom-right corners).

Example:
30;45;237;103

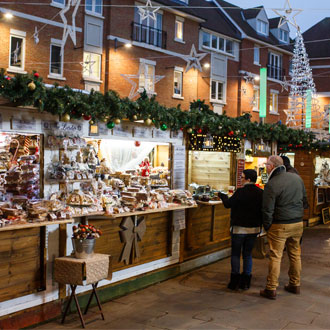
0;227;43;302
89;211;171;271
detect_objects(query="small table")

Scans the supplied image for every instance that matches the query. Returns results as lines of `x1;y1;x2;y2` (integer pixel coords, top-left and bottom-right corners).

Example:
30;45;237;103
54;254;112;328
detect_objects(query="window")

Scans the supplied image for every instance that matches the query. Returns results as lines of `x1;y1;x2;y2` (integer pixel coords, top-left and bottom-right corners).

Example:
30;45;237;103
257;19;268;35
175;17;184;42
139;60;156;94
173;67;183;97
51;0;65;7
268;52;282;80
279;29;289;43
201;31;235;55
252;87;259;111
50;43;63;76
82;52;101;80
210;80;224;102
269;90;279;113
9;31;25;71
254;45;260;64
85;0;102;15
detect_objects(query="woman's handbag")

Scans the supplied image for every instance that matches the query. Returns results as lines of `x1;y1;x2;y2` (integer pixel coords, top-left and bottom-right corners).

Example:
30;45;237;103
252;234;267;259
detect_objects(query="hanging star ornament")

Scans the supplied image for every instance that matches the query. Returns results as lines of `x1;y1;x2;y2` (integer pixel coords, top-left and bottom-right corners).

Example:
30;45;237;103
280;76;290;92
120;65;164;99
272;0;303;30
80;54;96;75
59;0;81;56
33;26;39;44
181;44;207;73
284;109;297;126
243;72;255;84
138;0;160;22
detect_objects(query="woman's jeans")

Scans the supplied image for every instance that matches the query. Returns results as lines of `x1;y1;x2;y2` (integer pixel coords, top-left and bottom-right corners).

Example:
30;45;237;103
231;233;258;275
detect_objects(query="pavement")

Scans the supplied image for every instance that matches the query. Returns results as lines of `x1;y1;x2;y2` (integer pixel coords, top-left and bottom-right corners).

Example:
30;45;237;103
36;224;330;329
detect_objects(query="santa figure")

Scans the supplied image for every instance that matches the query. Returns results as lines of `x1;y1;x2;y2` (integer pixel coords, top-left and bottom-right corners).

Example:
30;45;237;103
140;157;150;177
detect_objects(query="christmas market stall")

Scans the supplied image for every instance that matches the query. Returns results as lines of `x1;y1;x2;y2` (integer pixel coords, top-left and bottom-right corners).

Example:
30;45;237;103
183;130;241;262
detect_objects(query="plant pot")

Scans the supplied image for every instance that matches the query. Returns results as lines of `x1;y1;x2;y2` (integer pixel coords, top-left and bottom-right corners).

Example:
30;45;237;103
72;238;95;259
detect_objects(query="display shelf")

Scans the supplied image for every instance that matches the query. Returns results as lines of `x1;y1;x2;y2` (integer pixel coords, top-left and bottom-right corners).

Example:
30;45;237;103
197;200;223;206
87;204;197;219
0;219;73;232
316;186;330;189
72;212;105;219
46;179;92;184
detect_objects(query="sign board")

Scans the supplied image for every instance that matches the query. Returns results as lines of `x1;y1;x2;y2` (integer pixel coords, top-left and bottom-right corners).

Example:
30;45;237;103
98;123;109;136
236;159;245;188
41;120;83;134
173;210;185;230
133;124;153;139
322;207;330;224
172;145;186;189
12;117;36;131
112;122;134;137
153;128;170;140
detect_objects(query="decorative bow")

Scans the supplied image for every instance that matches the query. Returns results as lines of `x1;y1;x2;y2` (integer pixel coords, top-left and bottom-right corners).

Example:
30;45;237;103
119;216;146;265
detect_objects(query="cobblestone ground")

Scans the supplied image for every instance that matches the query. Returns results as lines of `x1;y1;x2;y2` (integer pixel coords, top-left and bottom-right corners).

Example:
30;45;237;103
36;224;330;329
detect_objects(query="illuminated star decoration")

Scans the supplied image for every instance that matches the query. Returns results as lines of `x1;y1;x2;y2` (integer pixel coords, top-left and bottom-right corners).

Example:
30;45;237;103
138;0;160;22
59;0;81;56
280;76;290;92
121;66;164;99
13;42;20;64
272;0;303;30
284;109;297;126
33;26;39;44
181;44;207;73
80;54;96;75
243;72;255;84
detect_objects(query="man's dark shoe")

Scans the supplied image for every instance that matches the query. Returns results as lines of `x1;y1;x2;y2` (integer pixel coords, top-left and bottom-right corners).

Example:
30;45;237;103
284;284;300;294
260;289;277;300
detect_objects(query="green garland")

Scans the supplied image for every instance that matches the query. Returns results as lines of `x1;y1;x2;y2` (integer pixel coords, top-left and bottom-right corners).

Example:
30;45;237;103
0;69;327;151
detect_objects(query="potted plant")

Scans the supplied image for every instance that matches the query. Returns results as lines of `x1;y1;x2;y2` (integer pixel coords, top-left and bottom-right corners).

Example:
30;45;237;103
72;223;102;259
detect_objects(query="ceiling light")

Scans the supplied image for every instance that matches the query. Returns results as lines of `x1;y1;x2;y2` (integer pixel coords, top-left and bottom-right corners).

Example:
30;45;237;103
203;63;210;68
4;12;13;19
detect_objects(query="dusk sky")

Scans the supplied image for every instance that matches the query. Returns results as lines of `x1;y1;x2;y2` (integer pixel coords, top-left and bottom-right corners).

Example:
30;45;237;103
229;0;330;36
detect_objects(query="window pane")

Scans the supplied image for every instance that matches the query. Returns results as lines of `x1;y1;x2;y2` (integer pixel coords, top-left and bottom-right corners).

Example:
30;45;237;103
174;71;182;95
95;0;102;13
269;93;273;111
10;36;23;68
211;81;216;99
54;0;64;4
226;40;233;54
176;21;183;40
274;94;278;111
202;32;210;47
50;45;62;74
86;0;93;11
217;82;223;100
139;64;145;88
211;35;217;49
218;37;224;51
146;64;155;92
254;47;259;63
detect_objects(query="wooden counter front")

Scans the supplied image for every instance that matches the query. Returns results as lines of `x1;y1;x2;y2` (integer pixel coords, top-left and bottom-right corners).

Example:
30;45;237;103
183;202;231;261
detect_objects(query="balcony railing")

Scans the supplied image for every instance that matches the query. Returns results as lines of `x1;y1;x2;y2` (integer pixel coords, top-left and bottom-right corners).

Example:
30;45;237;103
131;22;167;49
267;64;286;81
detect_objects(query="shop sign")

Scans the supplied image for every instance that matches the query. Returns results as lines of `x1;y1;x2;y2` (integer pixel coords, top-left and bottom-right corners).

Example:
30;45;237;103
171;130;183;140
188;134;241;152
133;124;153;139
11;117;36;131
98;123;109;136
172;145;185;189
41;121;83;133
153;128;170;140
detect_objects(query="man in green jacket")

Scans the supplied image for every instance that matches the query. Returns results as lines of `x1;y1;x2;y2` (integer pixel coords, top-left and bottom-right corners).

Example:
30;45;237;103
260;155;307;300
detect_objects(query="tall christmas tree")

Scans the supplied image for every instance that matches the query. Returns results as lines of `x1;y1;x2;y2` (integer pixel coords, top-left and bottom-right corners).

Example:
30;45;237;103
285;30;323;131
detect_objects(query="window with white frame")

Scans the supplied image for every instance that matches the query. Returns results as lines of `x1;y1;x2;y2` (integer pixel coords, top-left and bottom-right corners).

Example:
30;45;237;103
268;52;282;80
175;17;184;42
139;59;156;94
82;52;101;80
51;0;65;7
252;87;259;111
279;29;289;43
9;30;25;71
173;67;183;97
254;45;260;64
85;0;102;15
269;90;279;113
202;31;234;55
257;19;268;35
50;43;63;76
210;80;224;102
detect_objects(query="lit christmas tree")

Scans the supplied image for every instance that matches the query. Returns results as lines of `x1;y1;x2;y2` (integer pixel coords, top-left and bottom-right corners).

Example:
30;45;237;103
285;30;323;131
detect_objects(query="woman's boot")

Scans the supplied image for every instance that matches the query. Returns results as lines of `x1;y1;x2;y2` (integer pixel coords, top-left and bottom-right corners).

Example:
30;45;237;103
227;273;240;290
239;273;252;290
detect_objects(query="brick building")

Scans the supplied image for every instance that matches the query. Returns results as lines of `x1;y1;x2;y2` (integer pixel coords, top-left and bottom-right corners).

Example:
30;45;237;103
0;0;293;121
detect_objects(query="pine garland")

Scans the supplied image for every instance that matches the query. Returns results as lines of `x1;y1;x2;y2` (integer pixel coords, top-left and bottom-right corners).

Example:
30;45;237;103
0;69;327;151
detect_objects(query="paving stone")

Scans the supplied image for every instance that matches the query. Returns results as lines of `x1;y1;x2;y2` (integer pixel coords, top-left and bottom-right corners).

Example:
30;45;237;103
283;321;322;329
311;314;330;329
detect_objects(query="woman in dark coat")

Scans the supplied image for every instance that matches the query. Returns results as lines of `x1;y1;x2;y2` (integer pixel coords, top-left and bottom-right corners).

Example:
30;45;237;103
220;169;263;290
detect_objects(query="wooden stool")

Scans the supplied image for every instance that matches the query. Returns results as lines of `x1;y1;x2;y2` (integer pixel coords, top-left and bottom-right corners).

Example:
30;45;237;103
54;254;112;328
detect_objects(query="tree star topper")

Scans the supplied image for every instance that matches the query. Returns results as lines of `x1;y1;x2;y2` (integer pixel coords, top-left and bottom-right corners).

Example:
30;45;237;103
59;0;81;56
138;0;160;22
182;44;207;73
272;0;303;30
